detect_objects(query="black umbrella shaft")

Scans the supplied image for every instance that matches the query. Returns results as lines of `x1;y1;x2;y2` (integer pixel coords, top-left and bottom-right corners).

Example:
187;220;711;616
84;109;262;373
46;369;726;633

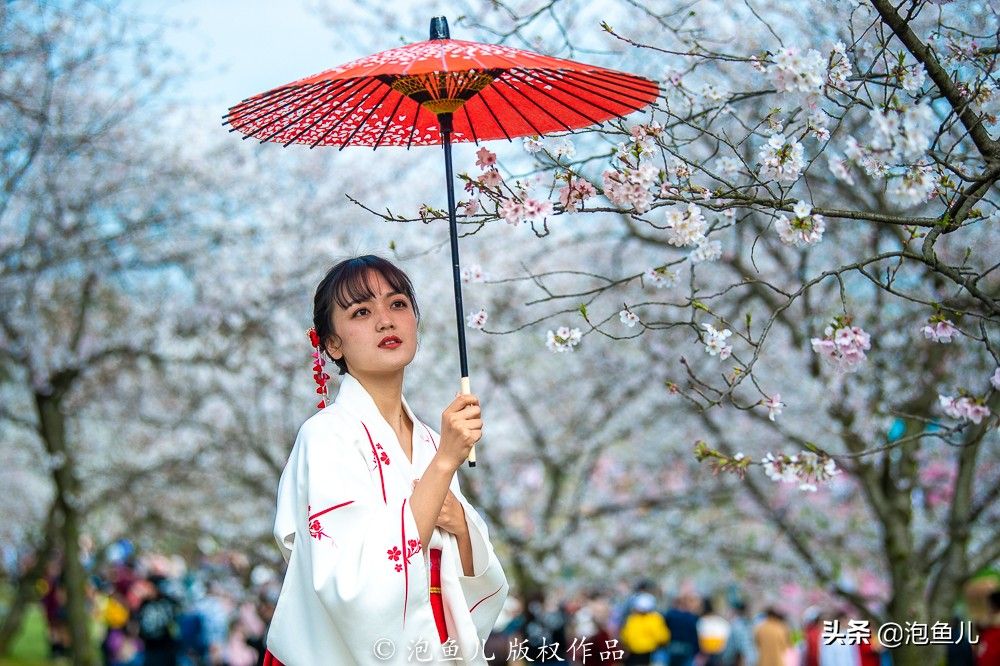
440;114;470;380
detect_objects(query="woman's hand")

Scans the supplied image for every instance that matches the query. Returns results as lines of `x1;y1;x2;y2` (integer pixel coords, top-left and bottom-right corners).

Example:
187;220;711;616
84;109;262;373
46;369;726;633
437;393;482;470
435;489;468;536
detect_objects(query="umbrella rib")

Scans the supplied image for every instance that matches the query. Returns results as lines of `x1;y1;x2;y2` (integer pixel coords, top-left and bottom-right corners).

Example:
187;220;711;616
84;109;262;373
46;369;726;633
229;81;334;136
308;78;383;148
339;84;395;149
561;70;661;105
224;85;302;126
470;87;512;142
250;82;343;141
527;74;631;119
492;72;576;133
502;69;605;127
582;68;660;94
405;103;421;150
461;104;479;146
281;81;369;146
372;93;406;150
487;84;545;137
261;80;360;143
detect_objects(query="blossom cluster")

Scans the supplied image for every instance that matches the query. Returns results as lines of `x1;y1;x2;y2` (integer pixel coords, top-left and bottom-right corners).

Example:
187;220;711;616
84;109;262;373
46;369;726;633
619;306;639;327
888;164;938;207
701;322;733;359
602;162;657;213
644;266;679;288
664;203;708;247
761;451;839;492
811;319;872;372
758;133;806;183
466;308;487;330
559;176;597;212
938;395;991;424
546;326;582;353
921;318;958;343
775;200;826;247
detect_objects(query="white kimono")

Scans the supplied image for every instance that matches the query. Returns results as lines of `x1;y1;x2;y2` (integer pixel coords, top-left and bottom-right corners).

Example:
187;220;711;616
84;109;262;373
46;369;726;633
266;373;509;665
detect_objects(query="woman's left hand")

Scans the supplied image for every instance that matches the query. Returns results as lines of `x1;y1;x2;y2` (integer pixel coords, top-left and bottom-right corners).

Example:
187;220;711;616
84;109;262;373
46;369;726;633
435;489;468;536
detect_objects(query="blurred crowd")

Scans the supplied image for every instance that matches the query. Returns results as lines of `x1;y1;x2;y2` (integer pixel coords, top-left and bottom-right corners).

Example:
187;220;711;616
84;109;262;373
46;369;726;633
28;548;1000;666
34;543;279;666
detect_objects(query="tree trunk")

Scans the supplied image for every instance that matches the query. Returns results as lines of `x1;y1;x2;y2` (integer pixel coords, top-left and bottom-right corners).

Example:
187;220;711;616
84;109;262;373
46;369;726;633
35;392;94;666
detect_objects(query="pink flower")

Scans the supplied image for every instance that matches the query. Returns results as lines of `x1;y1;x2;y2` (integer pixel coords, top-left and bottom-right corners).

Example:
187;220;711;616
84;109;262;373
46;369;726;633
763;394;784;421
523;198;553;220
478;168;502;189
462;198;480;216
499;198;525;226
475;147;497;169
922;319;958;343
991;367;1000;390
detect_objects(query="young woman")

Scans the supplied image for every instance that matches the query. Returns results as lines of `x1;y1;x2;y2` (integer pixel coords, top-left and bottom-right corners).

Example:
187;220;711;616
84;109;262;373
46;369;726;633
263;255;509;665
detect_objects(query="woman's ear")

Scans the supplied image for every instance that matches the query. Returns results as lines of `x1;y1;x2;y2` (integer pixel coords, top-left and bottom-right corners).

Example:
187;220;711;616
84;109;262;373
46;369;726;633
325;334;343;361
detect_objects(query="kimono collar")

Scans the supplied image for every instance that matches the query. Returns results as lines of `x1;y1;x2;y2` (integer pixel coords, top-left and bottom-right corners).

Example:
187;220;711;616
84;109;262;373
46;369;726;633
333;372;420;432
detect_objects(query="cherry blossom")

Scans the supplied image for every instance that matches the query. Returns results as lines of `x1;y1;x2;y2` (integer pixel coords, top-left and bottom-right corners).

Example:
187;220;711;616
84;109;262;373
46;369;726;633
921;318;958;343
827;152;855;185
478;168;502;189
550;138;576;160
775;201;826;247
462;198;480;216
991;368;1000;391
758;133;806;183
763;394;785;421
701;323;733;359
523;197;553;221
827;42;852;90
558;177;597;212
644;266;678;288
619;307;639;328
938;395;991;424
466;308;488;330
761;451;839;492
602;162;657;213
523;135;544;154
545;326;582;353
888;164;938;207
461;264;487;283
768;46;826;95
664;203;707;247
498;197;525;226
811;319;872;372
689;237;722;263
475;147;497;169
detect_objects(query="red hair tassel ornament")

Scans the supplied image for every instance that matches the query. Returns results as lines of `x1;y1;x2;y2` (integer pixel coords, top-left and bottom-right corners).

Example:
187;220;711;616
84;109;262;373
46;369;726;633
307;327;330;409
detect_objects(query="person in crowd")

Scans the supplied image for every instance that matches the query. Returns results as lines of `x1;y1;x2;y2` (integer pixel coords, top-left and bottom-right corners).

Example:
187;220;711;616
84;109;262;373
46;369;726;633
753;607;791;666
620;592;670;665
665;594;701;666
718;600;756;666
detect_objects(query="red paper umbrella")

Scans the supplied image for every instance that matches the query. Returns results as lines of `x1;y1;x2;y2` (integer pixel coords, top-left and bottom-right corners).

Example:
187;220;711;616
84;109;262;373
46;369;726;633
224;17;659;466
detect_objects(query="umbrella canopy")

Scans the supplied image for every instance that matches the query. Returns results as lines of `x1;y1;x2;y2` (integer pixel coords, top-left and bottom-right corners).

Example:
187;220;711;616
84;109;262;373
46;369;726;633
223;30;659;148
223;18;659;467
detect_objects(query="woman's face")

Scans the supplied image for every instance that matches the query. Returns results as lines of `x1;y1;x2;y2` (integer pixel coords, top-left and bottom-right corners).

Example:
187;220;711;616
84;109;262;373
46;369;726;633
325;269;418;377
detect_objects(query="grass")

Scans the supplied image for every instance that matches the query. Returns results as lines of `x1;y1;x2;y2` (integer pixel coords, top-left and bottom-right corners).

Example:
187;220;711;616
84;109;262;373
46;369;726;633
0;603;99;666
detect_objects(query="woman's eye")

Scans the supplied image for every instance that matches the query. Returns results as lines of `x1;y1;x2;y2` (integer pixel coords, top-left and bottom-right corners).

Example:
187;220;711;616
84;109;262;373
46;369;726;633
392;300;408;308
352;308;369;317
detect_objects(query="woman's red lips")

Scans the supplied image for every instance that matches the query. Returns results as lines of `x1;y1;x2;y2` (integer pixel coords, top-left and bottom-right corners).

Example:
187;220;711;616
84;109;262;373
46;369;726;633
379;336;402;347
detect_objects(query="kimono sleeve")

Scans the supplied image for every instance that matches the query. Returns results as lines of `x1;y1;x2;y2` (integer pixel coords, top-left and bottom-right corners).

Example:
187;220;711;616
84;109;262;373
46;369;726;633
452;474;509;640
298;417;426;647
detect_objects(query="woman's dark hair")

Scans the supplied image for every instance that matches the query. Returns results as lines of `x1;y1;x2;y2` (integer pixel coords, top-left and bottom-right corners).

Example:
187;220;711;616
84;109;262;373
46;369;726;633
313;255;420;375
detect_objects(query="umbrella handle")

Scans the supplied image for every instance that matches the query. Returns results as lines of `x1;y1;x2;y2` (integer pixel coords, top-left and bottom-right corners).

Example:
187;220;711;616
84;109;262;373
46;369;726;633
461;376;477;467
